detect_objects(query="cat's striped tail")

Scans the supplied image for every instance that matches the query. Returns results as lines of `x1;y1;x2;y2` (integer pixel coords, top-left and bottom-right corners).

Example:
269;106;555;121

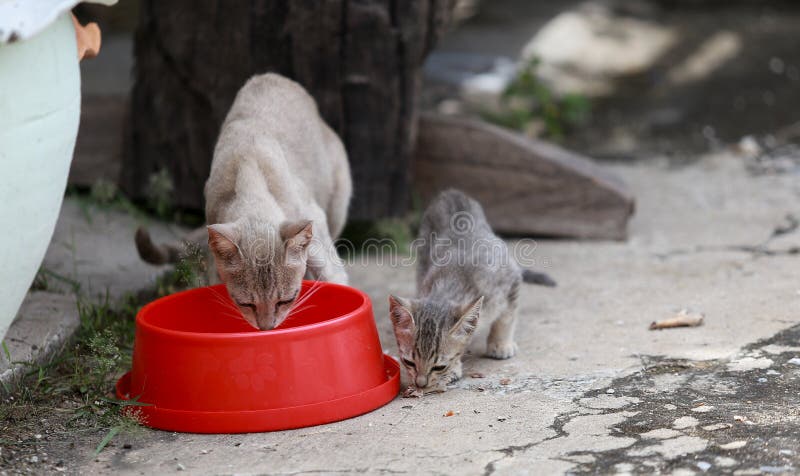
134;226;206;265
521;269;557;287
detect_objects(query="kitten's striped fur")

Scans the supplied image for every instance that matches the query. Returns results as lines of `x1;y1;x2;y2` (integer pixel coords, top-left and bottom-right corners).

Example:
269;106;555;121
390;189;554;395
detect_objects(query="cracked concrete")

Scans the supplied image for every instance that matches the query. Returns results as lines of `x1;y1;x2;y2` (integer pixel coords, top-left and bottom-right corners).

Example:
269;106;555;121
10;149;789;475
0;292;78;392
565;321;800;474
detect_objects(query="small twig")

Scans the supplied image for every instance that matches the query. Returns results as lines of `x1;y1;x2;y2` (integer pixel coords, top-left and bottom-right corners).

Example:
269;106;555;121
650;310;704;330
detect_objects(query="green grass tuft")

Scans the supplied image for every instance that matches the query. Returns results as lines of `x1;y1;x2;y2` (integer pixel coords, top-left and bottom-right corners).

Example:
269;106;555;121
145;169;174;220
0;293;145;463
153;243;208;297
66;178;204;230
482;57;591;140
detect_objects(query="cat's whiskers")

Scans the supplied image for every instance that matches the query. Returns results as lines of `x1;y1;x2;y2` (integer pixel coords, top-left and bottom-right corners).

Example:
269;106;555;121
292;290;315;310
199;291;248;323
287;304;317;317
207;287;242;315
207;288;237;309
293;278;324;309
212;306;248;323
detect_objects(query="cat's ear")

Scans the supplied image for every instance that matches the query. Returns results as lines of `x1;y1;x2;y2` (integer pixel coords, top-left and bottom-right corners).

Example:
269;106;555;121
389;295;416;353
281;220;313;264
450;296;483;343
208;223;241;265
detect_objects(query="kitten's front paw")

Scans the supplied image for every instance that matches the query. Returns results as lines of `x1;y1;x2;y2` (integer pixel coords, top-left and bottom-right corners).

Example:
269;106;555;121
486;341;518;360
446;372;462;384
403;386;423;398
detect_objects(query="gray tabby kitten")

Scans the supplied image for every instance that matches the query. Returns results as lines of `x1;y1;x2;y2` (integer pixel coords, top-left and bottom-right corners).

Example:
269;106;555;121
390;189;555;396
136;73;352;330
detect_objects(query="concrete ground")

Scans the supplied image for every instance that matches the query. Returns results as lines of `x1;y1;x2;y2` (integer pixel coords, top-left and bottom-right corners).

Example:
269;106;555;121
0;200;181;393
30;151;793;475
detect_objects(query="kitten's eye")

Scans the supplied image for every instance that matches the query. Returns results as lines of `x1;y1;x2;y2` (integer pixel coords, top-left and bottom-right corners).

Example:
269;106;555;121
431;365;447;372
236;301;256;311
402;358;416;369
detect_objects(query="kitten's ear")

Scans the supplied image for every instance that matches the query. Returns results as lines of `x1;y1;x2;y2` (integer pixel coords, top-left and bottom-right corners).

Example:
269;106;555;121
389;295;416;352
450;296;483;342
281;220;313;263
208;223;241;265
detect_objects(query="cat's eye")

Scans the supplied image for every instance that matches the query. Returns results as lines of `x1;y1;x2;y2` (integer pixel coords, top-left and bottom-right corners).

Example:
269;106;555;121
277;290;300;307
235;301;256;311
402;358;416;369
431;365;447;372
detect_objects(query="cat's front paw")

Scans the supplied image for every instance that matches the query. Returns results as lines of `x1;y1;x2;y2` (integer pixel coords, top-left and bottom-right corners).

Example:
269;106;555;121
403;386;423;398
446;371;462;384
486;341;518;359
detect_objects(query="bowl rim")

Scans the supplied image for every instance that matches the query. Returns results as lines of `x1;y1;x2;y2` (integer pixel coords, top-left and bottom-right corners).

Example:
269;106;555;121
136;280;372;341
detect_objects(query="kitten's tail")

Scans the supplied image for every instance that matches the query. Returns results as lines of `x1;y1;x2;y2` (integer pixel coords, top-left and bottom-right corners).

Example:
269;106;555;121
135;226;206;265
521;269;557;287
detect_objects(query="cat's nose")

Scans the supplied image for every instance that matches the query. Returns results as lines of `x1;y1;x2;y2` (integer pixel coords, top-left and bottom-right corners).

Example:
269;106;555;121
256;313;276;330
415;375;428;388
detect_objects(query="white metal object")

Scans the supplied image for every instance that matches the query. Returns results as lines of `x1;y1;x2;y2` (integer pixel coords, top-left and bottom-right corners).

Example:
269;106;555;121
0;12;80;342
0;0;115;44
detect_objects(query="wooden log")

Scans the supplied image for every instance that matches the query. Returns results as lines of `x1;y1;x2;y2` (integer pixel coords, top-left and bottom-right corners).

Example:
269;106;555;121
121;0;455;219
413;113;635;240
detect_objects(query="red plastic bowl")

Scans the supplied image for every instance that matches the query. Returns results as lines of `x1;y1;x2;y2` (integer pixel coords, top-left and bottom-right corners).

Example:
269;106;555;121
116;281;399;433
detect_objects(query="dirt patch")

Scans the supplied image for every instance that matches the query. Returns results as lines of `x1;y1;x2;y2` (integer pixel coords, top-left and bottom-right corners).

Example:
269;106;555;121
0;297;144;475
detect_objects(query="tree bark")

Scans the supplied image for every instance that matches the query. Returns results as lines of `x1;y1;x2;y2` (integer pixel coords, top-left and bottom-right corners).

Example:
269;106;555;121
121;0;454;220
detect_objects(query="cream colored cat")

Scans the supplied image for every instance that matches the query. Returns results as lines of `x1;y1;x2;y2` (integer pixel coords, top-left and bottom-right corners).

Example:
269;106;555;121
136;73;351;330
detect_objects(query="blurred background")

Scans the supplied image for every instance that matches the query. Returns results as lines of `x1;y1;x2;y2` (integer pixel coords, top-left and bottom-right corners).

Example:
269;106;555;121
71;0;800;233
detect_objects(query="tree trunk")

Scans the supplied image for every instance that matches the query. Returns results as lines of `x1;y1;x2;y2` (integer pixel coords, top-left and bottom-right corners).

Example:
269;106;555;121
121;0;455;220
